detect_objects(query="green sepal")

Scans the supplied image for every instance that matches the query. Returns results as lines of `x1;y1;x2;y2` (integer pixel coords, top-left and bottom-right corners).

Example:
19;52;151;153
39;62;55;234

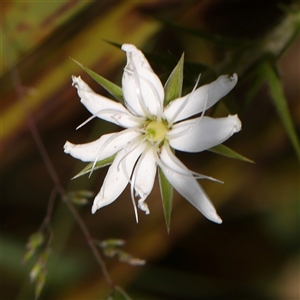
208;144;255;164
71;58;124;104
164;53;184;105
72;154;116;179
158;167;173;233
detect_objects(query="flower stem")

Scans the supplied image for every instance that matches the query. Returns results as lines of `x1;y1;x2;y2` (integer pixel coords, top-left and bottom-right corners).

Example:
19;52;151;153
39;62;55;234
10;65;115;293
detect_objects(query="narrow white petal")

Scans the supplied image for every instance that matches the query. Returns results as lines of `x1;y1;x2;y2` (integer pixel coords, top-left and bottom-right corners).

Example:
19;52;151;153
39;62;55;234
158;144;222;224
72;76;142;128
92;140;147;214
132;146;157;214
164;74;238;123
168;115;241;152
64;130;141;162
121;44;164;118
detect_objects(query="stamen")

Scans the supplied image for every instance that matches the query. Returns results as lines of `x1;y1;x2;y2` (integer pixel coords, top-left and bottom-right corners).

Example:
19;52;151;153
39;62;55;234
130;182;139;223
117;136;146;178
76;115;97;130
167;74;201;128
127;53;152;119
89;128;140;177
127;52;163;120
156;143;222;183
146;120;168;143
130;143;152;223
166;94;208;140
76;108;144;130
139;74;163;122
117;136;145;170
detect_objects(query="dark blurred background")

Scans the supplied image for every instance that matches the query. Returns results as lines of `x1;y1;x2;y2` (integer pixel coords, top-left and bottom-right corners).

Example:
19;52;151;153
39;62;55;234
1;1;299;299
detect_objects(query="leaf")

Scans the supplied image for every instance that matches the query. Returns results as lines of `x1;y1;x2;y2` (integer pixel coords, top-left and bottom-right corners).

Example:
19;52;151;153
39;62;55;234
71;58;124;104
260;62;300;161
158;167;173;233
208;144;255;163
242;71;266;110
72;154;116;179
164;53;184;105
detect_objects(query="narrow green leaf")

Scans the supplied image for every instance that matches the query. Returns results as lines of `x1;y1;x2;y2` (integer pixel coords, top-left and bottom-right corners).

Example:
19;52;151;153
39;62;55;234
158;167;173;233
72;154;116;179
261;62;300;161
243;72;266;110
164;53;184;105
71;58;124;104
208;144;255;163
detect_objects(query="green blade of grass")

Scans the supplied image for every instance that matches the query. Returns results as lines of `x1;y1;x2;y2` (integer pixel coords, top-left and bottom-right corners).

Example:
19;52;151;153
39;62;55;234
261;61;300;161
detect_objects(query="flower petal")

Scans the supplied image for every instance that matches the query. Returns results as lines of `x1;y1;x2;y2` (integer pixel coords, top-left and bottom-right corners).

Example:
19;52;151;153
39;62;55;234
132;146;157;214
72;76;142;128
158;144;222;224
164;74;238;123
92;140;147;214
121;44;164;118
168;115;241;152
64;130;141;162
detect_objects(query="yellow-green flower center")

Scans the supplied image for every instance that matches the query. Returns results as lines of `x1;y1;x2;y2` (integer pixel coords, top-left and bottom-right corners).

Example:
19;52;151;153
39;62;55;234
145;120;168;143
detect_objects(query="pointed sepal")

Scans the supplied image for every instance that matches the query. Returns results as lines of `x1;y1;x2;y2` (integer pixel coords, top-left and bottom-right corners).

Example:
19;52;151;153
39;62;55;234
158;167;173;233
72;154;116;179
208;144;254;163
71;58;124;104
164;53;184;105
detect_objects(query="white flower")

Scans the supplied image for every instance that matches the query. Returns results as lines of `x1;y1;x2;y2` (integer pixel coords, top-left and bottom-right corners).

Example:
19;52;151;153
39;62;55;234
64;44;241;224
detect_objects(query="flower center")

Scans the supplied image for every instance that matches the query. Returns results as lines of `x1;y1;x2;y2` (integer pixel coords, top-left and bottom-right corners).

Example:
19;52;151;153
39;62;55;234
145;120;168;143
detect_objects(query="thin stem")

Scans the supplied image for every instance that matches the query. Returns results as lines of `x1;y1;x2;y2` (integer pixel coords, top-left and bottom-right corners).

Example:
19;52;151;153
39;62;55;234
10;66;115;291
114;285;133;300
39;187;57;233
62;194;113;287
